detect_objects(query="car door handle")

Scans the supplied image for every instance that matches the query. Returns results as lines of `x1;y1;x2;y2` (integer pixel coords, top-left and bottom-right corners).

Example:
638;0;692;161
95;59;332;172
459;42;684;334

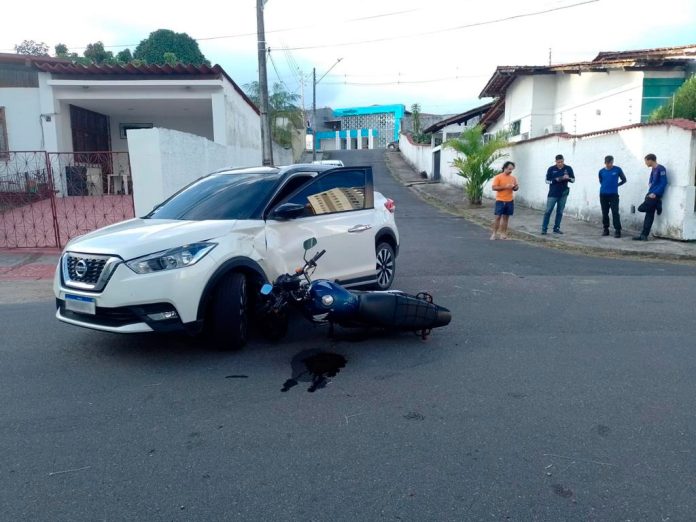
348;224;372;233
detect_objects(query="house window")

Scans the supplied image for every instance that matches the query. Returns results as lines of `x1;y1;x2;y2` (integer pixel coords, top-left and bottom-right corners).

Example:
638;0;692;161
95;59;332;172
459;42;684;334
509;120;521;136
0;107;8;158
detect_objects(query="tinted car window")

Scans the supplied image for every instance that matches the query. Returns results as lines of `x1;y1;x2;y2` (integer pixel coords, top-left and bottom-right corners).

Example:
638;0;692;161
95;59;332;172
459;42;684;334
146;173;277;220
285;170;366;217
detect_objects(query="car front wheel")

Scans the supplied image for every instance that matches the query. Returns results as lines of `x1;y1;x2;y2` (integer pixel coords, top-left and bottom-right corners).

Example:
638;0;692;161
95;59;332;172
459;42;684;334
210;272;248;350
373;242;395;290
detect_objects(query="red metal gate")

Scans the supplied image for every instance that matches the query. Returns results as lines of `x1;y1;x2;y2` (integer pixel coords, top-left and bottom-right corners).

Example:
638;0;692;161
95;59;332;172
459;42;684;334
0;151;135;248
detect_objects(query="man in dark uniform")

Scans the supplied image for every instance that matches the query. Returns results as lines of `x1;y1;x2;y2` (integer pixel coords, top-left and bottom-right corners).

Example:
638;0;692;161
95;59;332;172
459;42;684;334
541;154;575;235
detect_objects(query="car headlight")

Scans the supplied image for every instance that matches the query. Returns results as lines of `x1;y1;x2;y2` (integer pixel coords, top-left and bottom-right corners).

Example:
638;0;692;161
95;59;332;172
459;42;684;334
126;242;217;274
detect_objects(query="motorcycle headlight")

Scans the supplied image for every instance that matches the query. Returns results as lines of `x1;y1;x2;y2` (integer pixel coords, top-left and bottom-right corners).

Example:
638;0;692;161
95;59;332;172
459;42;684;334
126;242;217;274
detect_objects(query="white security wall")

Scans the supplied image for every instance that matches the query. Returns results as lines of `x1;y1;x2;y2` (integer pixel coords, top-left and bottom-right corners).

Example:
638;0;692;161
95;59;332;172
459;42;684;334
440;146;465;188
129;128;265;216
272;141;293;166
221;81;262;166
477;122;696;239
398;133;434;176
110;115;214;154
1;88;42;150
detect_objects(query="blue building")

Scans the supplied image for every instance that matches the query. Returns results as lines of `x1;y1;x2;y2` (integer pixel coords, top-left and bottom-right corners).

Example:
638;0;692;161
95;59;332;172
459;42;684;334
313;104;405;151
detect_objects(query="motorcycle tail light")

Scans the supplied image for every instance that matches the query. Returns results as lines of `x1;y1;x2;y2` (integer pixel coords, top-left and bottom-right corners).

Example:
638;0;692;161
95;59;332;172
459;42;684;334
384;198;396;213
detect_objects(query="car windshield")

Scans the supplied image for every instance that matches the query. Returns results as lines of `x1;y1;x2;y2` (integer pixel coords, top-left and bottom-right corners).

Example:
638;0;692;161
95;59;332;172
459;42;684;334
145;173;278;220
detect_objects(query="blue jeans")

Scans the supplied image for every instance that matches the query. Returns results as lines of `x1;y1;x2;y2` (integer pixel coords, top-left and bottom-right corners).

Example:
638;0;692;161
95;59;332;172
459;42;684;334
542;194;568;232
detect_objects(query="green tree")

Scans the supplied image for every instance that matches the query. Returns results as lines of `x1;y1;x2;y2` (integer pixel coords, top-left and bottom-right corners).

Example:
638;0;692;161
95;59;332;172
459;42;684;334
84;41;114;64
649;75;696;122
116;48;133;63
163;52;178;66
243;81;304;148
14;40;49;56
133;29;208;66
443;125;509;206
411;103;422;135
54;43;69;57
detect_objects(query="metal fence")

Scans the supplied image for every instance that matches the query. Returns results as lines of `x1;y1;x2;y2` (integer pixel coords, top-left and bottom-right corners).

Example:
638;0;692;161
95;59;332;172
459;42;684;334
0;151;135;248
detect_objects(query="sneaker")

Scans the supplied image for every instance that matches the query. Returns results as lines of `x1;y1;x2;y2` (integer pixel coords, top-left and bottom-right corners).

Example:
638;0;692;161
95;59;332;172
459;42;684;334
602;229;610;236
632;234;648;241
614;230;621;238
541;230;547;235
553;229;563;234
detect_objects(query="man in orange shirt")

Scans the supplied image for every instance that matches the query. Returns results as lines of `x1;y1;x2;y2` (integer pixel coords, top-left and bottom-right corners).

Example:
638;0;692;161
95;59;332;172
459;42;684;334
490;161;518;240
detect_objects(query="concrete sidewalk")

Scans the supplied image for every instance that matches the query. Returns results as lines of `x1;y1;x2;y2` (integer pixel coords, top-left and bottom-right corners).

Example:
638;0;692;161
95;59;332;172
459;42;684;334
385;152;696;263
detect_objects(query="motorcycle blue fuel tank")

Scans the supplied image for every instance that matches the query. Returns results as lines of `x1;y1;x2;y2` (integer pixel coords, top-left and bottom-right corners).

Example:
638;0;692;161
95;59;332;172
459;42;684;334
308;280;359;318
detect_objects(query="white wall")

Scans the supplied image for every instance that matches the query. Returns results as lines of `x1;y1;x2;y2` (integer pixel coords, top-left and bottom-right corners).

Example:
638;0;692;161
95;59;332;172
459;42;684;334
498;70;686;139
504;76;535;136
554;70;644;135
475;122;696;239
129;128;265;216
109;114;214;153
222;81;262;166
272;141;293;166
1;88;42;150
398;133;434;176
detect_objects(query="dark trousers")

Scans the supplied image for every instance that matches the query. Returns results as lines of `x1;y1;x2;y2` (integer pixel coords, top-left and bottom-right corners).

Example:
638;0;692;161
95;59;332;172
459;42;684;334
600;194;621;231
641;197;662;237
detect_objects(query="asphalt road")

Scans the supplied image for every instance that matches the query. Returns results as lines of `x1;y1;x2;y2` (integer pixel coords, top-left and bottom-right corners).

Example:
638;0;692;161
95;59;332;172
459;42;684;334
3;149;696;521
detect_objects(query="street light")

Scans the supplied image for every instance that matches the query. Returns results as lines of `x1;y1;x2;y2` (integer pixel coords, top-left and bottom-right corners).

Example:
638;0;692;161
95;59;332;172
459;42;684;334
312;58;343;161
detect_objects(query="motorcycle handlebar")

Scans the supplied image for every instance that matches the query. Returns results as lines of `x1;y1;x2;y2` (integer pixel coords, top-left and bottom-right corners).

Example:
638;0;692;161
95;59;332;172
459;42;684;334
309;249;326;267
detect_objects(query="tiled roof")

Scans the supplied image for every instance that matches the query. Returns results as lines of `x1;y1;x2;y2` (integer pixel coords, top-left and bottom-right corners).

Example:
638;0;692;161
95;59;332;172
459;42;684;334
593;44;696;62
479;98;505;130
423;102;494;134
479;43;696;98
0;52;71;65
28;60;259;115
33;61;221;76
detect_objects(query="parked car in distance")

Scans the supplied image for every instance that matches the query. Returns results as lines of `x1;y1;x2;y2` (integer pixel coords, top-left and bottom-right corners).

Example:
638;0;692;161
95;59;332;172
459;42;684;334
312;159;345;167
54;163;399;350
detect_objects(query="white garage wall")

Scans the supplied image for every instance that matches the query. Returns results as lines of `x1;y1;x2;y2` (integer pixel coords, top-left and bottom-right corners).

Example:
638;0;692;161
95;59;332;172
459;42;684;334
129;127;267;216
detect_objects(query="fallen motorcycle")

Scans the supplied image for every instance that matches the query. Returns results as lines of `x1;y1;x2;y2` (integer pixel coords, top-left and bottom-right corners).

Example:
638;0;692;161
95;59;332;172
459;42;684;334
259;238;451;340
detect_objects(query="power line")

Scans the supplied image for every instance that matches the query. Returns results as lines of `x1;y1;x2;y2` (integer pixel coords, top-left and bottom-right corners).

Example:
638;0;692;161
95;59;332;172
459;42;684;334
2;7;426;53
273;0;600;51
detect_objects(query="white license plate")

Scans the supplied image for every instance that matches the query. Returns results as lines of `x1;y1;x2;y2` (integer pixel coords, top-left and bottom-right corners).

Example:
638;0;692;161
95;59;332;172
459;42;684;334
65;294;96;315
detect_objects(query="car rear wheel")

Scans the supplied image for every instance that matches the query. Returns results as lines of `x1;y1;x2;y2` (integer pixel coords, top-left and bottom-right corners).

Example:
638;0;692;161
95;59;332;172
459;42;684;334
210;272;248;350
373;242;395;290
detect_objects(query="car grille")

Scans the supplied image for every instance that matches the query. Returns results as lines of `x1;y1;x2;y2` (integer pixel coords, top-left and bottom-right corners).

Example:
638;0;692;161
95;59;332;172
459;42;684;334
62;252;121;292
67;256;106;284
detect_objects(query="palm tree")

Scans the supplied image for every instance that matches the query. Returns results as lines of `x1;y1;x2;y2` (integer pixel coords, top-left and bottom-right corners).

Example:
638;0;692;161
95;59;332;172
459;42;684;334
443;125;509;205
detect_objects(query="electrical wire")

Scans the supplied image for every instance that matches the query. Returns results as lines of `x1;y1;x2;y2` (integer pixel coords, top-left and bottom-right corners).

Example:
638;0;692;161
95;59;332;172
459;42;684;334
1;6;427;53
273;0;600;51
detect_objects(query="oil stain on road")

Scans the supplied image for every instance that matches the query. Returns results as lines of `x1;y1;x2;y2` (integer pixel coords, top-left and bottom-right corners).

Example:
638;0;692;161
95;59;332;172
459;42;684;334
281;348;347;393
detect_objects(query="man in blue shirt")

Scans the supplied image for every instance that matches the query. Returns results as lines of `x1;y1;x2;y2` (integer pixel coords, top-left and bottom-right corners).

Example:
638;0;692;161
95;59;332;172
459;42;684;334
633;153;667;241
598;155;627;238
541;154;575;235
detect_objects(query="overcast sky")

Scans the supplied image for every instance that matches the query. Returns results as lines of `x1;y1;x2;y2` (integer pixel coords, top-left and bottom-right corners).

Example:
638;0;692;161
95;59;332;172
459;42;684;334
3;0;695;114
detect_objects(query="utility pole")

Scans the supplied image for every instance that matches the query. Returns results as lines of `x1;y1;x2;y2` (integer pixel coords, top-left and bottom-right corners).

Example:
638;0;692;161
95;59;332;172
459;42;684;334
312;67;317;161
312;58;343;162
256;0;273;166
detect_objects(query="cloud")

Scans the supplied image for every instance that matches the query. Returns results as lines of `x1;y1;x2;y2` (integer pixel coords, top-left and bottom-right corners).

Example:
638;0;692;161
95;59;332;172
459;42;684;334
3;0;694;113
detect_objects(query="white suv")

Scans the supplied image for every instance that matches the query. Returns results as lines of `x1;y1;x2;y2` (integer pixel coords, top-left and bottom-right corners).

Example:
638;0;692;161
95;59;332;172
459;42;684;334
54;164;399;349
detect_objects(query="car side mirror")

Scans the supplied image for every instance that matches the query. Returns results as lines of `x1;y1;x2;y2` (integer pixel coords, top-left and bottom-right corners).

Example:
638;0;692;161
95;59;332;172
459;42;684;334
270;202;305;220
